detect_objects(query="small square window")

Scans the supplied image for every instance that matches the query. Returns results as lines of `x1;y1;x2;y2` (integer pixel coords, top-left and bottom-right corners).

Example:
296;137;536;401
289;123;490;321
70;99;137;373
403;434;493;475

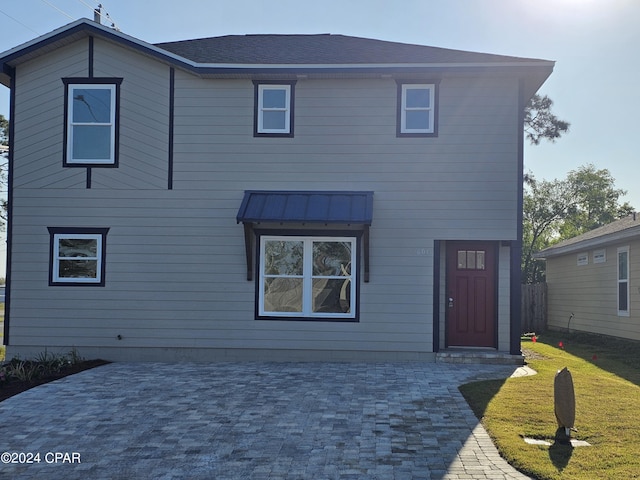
48;228;109;286
254;82;295;136
397;82;438;136
63;78;122;167
593;249;606;264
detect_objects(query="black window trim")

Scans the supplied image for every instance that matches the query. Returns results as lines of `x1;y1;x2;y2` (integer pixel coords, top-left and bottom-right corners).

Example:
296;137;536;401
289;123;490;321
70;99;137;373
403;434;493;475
395;79;440;138
253;80;296;138
47;227;110;287
62;77;123;168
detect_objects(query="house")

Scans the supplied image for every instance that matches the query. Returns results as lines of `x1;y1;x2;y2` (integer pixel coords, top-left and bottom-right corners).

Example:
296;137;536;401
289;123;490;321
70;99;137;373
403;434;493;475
534;213;640;341
0;19;554;362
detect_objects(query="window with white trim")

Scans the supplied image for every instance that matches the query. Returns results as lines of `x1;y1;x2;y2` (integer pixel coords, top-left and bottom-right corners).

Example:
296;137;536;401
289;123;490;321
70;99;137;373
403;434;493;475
577;252;588;266
617;246;629;316
593;249;606;264
255;83;294;136
259;235;357;319
63;79;121;166
48;228;109;286
398;83;436;135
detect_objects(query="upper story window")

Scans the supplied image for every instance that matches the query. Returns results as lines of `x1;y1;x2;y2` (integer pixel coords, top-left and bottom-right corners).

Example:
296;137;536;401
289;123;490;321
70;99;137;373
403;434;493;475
397;82;438;136
48;227;109;286
254;81;295;137
63;78;122;167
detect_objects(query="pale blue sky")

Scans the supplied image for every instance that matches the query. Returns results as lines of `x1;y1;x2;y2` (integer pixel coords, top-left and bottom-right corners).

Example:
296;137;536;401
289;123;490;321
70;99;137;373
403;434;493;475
0;0;638;202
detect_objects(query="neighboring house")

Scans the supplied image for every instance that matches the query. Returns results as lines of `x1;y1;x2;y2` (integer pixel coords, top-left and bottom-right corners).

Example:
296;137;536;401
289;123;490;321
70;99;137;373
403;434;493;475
534;213;640;341
0;19;554;362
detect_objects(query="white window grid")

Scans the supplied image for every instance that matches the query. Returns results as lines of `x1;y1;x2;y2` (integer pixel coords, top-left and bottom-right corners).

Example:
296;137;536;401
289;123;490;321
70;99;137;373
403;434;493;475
67;83;116;164
52;233;103;283
257;84;291;134
401;84;435;134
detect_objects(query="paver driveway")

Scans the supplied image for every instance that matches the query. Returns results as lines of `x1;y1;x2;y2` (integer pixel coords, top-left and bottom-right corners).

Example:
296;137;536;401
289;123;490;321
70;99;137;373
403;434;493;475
0;362;531;479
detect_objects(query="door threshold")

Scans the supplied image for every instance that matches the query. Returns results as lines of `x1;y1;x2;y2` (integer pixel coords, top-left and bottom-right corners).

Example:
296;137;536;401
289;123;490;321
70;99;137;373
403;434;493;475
445;346;497;351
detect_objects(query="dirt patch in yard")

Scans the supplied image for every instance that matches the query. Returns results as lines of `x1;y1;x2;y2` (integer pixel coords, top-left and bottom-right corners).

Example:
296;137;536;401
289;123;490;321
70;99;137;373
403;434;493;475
522;347;549;361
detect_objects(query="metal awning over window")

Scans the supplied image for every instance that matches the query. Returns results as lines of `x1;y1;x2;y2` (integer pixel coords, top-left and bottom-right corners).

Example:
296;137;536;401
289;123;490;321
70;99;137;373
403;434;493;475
236;190;373;225
236;190;374;281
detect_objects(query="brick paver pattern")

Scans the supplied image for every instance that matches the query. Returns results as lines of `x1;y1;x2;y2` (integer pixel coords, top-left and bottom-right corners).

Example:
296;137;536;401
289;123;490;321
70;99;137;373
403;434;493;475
0;362;531;479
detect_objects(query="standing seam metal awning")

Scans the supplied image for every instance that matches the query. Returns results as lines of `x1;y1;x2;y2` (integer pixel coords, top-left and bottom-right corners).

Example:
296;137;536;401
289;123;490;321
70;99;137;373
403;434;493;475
236;190;373;225
236;190;374;282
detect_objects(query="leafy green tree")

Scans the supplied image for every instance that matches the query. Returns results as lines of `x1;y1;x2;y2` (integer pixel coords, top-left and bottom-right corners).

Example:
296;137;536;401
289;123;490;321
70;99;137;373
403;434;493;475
522;174;573;283
522;165;634;283
558;165;633;238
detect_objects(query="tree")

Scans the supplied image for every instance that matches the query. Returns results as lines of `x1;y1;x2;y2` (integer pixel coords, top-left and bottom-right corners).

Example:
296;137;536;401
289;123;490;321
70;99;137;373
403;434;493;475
524;94;570;145
522;165;634;283
558;165;634;238
522;173;573;283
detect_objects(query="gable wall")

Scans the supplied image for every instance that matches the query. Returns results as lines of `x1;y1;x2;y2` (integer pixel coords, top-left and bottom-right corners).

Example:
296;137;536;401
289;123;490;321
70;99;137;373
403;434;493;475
546;238;640;341
7;36;522;360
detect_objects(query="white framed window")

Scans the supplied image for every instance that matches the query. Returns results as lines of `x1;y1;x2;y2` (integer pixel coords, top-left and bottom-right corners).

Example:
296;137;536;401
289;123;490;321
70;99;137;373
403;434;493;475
398;83;436;135
255;83;294;136
577;252;588;266
617;246;629;316
63;78;122;166
48;228;109;286
258;235;357;319
593;249;606;264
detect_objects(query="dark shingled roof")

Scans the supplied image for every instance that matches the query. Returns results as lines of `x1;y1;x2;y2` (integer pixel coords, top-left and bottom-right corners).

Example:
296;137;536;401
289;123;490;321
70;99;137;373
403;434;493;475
0;20;553;93
155;34;545;65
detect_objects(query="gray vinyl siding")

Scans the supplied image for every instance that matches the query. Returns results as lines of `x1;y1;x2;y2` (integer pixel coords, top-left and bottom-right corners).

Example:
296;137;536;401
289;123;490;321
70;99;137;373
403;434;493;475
546;240;640;341
8;36;521;359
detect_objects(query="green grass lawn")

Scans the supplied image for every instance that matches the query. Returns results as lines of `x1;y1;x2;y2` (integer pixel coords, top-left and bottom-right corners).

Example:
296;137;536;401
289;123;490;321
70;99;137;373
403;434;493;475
460;331;640;480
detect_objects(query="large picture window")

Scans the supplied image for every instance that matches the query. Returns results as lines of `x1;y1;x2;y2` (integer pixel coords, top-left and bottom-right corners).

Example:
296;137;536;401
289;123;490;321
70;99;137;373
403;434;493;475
254;82;295;136
397;82;437;136
259;235;357;320
63;78;122;166
48;227;109;286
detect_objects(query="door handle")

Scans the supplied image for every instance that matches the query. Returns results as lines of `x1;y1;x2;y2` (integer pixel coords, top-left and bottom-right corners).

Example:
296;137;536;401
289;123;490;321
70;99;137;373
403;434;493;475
448;297;454;308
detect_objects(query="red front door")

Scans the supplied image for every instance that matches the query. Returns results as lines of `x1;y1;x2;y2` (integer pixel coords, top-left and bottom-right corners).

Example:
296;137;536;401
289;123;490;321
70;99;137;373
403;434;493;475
446;241;497;347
